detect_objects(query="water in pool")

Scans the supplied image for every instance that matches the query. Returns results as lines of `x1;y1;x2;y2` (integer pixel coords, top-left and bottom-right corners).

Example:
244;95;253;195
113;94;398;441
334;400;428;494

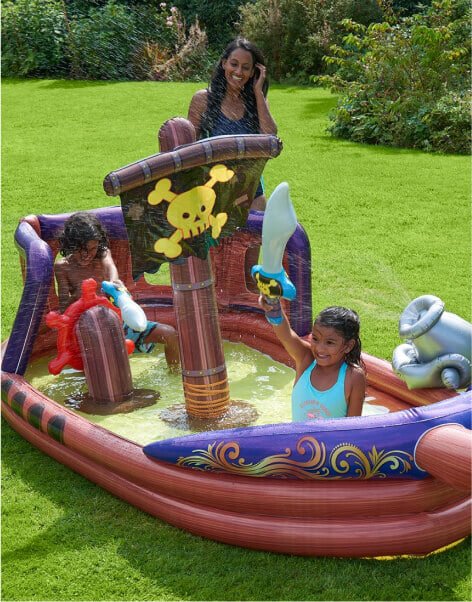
26;341;387;446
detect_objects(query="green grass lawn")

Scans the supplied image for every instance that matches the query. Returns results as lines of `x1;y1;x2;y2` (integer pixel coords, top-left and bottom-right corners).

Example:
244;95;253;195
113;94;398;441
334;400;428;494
2;78;471;601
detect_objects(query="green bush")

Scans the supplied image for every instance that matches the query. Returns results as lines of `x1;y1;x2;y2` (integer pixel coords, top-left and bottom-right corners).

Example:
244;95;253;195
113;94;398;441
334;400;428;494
318;0;471;153
238;0;383;81
2;0;68;77
424;91;471;154
173;0;247;49
66;1;140;80
131;8;213;82
3;0;212;82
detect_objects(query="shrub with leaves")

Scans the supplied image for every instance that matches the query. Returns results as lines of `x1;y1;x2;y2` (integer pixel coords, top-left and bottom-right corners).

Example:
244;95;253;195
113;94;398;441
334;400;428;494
238;0;383;81
2;0;68;77
65;1;141;80
173;0;247;49
131;7;212;82
318;0;471;153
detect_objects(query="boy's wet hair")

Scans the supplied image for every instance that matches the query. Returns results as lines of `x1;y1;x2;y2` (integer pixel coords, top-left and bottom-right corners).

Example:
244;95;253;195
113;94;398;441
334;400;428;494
314;306;364;368
200;37;269;138
58;212;109;258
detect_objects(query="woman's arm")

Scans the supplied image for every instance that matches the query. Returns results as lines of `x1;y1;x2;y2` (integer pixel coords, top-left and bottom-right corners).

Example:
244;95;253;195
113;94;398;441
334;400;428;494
346;366;366;417
187;89;208;138
253;64;277;135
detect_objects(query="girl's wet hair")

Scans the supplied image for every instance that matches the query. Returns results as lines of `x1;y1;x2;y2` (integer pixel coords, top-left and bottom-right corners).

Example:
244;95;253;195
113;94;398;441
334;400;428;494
314;306;365;369
59;212;109;258
200;37;269;138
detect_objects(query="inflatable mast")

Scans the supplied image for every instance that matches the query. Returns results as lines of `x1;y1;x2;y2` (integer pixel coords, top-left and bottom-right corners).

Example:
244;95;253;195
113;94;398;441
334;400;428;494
159;120;229;418
103;118;282;418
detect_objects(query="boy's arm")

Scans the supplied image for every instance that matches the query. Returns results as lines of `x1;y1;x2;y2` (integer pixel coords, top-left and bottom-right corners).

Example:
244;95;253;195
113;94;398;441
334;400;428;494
346;367;366;417
102;250;123;287
55;262;72;313
259;297;310;369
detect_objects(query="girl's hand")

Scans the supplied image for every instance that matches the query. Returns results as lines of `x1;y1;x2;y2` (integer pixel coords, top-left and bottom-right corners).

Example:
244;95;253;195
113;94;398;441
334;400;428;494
253;63;266;95
258;295;270;312
258;295;280;313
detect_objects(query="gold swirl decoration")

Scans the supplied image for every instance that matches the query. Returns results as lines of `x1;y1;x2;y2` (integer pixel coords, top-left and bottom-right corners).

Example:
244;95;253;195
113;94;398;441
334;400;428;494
176;436;414;479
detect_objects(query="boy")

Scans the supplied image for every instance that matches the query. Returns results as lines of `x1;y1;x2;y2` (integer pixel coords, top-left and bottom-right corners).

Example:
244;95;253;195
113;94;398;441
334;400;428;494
54;212;180;370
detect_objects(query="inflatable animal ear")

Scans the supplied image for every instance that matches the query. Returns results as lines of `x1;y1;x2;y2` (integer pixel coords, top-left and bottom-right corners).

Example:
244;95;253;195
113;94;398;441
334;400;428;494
392;295;472;389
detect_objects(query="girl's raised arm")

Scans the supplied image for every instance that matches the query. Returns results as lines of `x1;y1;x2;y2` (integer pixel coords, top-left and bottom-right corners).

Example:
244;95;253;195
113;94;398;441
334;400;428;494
259;297;310;373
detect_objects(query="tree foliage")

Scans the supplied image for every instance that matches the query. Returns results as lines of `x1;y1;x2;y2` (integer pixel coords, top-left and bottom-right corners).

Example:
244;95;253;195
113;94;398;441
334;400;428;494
2;0;212;81
238;0;383;81
2;0;68;77
317;0;471;153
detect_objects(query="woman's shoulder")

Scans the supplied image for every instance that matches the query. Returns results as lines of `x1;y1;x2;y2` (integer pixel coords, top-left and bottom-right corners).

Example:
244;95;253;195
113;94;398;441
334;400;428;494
190;89;209;110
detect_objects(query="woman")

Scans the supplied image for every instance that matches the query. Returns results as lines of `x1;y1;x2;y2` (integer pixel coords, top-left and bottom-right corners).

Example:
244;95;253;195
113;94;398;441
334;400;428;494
188;37;277;211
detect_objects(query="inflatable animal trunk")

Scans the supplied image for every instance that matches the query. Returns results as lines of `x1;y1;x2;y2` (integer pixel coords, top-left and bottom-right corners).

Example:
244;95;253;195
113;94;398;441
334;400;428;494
392;295;471;389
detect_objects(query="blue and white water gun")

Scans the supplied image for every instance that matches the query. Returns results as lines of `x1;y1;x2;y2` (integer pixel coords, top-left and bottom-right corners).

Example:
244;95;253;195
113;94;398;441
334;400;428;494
251;182;297;325
101;281;148;332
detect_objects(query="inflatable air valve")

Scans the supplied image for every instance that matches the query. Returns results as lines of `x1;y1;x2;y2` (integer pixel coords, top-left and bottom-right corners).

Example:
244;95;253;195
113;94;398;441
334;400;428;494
251;182;297;325
392;295;472;389
101;281;147;333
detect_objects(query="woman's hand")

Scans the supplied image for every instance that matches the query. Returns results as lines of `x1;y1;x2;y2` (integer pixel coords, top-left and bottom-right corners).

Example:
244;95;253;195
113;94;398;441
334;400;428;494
253;63;266;96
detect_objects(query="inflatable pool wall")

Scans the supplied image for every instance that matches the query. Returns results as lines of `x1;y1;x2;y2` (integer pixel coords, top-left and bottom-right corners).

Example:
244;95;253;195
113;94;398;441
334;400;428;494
2;130;470;558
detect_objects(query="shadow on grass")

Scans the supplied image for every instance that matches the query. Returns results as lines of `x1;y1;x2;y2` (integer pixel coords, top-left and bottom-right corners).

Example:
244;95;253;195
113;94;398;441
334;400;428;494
312;131;451;159
2;77;114;89
300;97;338;118
43;79;116;89
2;418;471;601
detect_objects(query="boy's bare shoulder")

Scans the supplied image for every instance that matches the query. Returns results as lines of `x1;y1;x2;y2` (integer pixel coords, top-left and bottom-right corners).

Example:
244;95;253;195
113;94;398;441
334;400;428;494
54;257;68;271
54;257;73;279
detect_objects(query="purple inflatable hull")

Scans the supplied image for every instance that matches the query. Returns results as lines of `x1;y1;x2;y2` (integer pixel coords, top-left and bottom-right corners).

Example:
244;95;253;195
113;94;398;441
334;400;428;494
144;391;471;479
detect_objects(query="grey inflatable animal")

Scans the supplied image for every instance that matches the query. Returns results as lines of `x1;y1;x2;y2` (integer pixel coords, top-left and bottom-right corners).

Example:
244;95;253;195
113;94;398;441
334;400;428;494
392;295;472;389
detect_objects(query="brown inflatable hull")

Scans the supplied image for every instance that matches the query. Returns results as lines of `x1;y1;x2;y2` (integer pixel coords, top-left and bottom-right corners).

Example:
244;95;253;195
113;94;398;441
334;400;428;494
2;317;470;557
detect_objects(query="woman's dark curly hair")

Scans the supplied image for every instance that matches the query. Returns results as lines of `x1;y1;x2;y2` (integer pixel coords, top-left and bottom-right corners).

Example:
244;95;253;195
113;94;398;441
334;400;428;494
58;212;109;258
200;37;269;139
314;306;365;370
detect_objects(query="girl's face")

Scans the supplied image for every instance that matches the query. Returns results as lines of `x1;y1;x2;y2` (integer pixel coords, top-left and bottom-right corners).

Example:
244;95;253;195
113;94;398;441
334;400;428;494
222;48;255;93
71;239;99;267
311;323;354;368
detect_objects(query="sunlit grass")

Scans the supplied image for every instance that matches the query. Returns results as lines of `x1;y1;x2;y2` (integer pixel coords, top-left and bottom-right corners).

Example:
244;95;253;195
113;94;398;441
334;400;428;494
2;78;471;601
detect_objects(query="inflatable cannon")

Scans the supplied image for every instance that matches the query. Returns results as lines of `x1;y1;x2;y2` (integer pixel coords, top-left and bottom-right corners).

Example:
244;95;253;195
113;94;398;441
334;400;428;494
392;295;472;389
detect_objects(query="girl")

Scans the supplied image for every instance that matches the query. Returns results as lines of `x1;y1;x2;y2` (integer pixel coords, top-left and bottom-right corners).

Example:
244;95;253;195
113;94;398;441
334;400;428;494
188;37;277;211
55;212;180;370
260;299;366;420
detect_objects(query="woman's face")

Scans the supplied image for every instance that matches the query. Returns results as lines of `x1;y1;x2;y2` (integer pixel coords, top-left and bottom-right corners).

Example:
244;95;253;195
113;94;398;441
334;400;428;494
222;48;255;92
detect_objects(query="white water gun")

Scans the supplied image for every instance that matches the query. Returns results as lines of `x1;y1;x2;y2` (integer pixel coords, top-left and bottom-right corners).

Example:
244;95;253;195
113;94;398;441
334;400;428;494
251;182;297;324
101;281;148;332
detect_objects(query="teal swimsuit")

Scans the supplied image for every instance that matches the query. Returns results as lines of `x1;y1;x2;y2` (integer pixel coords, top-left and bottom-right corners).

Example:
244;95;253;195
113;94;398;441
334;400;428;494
292;361;348;421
